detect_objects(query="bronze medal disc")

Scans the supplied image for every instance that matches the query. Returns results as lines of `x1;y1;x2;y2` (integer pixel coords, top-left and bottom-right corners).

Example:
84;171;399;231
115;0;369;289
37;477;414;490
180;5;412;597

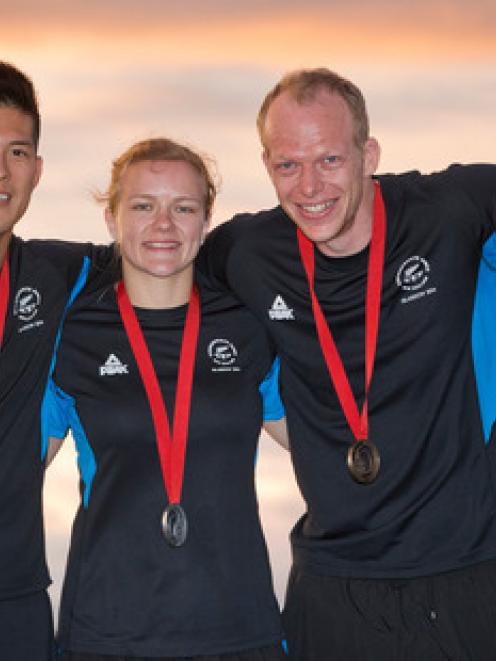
347;440;380;484
162;503;188;547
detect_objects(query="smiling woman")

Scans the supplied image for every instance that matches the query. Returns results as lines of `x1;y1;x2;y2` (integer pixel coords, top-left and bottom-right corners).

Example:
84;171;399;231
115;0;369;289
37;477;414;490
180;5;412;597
101;144;211;309
42;137;288;661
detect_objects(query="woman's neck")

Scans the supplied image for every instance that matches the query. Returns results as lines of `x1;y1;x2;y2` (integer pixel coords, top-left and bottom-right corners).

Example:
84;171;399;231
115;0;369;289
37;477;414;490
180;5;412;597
122;264;193;309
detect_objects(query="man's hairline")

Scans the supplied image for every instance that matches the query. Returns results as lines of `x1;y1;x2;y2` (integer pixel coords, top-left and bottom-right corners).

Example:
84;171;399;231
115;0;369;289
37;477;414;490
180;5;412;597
0;101;39;152
259;91;366;157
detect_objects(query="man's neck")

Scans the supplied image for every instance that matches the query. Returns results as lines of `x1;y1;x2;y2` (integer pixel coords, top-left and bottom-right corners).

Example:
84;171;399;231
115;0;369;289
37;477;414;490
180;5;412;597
317;178;376;258
0;231;12;267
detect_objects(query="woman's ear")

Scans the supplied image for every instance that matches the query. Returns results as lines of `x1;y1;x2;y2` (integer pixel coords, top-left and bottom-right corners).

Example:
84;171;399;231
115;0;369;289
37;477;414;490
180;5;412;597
104;207;118;241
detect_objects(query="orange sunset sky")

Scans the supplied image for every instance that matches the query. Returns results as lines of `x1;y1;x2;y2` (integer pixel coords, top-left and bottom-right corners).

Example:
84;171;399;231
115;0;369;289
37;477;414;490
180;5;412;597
3;0;495;613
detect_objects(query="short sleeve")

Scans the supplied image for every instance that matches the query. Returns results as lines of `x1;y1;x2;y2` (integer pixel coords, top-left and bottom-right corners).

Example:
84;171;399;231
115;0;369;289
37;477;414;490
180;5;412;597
472;234;496;443
40;378;74;460
258;357;285;421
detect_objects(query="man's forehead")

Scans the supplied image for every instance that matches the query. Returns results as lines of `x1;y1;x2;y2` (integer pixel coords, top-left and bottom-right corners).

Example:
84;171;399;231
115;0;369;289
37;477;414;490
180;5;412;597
264;90;353;145
271;87;348;116
0;104;35;143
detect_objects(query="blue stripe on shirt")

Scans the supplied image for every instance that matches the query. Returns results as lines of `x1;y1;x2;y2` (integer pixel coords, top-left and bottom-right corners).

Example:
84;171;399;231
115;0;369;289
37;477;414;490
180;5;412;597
259;357;285;421
41;257;91;461
473;233;496;443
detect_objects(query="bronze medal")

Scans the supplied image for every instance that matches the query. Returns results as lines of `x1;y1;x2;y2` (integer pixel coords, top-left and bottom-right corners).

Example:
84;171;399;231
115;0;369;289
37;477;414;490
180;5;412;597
297;183;387;486
162;503;188;547
347;440;380;484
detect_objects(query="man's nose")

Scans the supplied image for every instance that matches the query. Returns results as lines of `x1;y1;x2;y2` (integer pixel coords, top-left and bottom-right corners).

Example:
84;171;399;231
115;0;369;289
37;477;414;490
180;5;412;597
299;165;323;197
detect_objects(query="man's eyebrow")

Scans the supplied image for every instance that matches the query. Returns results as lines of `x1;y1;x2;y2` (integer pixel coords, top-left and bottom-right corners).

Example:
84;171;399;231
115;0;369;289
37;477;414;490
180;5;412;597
9;139;35;146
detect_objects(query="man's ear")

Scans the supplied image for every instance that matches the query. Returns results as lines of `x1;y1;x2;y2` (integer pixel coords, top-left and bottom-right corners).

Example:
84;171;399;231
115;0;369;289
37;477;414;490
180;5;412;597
33;155;43;188
200;216;210;244
363;137;381;177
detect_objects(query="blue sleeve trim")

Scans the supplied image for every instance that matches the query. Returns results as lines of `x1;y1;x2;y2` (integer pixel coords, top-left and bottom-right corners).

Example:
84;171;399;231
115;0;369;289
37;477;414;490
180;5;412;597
473;233;496;443
47;256;91;378
40;257;90;460
41;379;96;508
40;379;71;460
69;405;97;509
259;356;285;421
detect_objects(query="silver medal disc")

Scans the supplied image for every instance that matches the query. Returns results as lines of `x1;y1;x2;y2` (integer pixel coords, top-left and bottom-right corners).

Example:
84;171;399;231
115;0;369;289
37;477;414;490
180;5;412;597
162;503;188;547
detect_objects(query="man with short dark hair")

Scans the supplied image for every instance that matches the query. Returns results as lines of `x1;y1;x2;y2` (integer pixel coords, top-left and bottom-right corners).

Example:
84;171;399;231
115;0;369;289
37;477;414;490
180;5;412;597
0;61;108;660
201;68;496;659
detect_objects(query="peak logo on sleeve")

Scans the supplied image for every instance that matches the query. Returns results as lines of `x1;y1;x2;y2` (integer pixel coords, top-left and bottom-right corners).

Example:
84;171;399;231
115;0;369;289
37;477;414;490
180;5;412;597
99;353;129;376
14;286;44;332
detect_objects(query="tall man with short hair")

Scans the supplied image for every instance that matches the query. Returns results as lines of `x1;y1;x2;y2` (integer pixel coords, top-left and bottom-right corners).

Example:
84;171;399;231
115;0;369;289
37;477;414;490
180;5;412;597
201;68;496;659
0;61;108;660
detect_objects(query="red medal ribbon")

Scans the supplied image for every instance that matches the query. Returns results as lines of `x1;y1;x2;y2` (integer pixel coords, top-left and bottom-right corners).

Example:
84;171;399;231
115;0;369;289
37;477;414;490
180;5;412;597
116;281;200;505
296;182;386;442
0;252;10;349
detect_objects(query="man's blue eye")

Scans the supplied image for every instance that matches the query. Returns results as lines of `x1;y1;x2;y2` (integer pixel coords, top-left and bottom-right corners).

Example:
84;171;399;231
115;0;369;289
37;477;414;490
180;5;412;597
323;156;341;167
276;162;296;172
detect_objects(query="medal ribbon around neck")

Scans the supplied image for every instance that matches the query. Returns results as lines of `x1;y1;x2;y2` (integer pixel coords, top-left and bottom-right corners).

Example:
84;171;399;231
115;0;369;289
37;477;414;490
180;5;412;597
0;252;10;348
116;281;200;507
296;181;386;444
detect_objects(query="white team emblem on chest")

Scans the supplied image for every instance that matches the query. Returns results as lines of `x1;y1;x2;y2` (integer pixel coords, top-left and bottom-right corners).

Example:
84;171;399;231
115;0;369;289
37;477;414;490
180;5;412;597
396;256;437;304
208;338;240;372
14;286;44;332
268;295;294;321
99;353;129;376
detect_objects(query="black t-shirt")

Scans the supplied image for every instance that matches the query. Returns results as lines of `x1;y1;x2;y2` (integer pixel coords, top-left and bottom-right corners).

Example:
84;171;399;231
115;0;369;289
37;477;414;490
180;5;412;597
44;275;283;657
0;236;110;600
200;164;496;579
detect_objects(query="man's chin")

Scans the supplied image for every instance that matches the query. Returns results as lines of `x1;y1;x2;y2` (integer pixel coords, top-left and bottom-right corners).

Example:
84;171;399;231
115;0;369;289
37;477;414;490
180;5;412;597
295;220;338;246
0;218;18;236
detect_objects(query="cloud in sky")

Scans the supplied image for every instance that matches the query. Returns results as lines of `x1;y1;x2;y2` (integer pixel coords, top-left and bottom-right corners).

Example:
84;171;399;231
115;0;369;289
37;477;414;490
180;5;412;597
3;1;495;73
4;0;496;25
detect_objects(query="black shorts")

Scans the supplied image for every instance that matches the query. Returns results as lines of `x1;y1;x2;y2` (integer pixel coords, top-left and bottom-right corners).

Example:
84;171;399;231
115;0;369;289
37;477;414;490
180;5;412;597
283;560;496;661
0;589;54;661
57;643;287;661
